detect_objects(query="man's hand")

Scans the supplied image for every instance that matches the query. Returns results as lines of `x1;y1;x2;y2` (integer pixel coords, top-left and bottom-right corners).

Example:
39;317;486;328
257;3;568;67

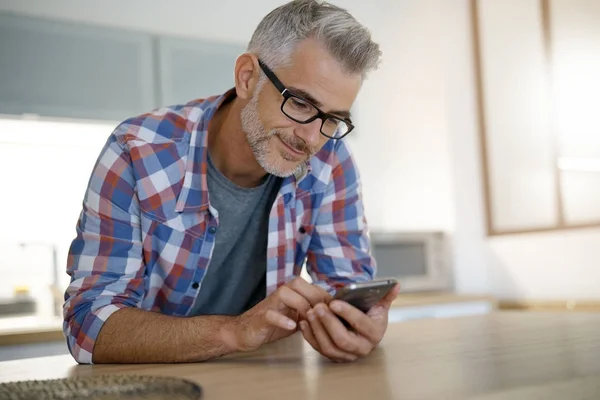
229;277;332;352
299;283;401;362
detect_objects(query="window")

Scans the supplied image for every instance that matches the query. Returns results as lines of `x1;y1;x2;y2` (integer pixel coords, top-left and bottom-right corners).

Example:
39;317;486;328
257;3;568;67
473;0;600;235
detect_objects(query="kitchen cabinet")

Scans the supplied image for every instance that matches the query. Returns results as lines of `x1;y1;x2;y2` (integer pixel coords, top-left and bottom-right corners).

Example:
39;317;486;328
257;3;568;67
0;12;246;121
0;13;157;121
157;36;245;106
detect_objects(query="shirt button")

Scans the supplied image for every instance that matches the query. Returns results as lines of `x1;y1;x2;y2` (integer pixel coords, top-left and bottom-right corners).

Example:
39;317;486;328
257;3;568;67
299;226;306;234
191;282;199;289
208;226;217;234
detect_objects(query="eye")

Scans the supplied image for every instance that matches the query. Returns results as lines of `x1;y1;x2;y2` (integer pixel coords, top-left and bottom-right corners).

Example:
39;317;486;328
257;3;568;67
288;97;311;111
324;118;339;129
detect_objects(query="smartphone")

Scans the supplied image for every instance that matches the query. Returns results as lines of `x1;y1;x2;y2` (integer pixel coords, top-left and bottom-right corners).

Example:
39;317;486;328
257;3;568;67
333;278;398;314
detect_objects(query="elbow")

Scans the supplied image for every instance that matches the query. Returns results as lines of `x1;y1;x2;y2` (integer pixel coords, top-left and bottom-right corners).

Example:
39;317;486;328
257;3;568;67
63;319;94;364
63;300;128;365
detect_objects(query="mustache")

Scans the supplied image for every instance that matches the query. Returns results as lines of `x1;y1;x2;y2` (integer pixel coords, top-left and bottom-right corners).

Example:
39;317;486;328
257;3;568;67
273;132;314;156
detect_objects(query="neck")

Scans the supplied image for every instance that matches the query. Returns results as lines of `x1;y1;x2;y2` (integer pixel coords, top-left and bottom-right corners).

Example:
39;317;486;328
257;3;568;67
208;97;268;188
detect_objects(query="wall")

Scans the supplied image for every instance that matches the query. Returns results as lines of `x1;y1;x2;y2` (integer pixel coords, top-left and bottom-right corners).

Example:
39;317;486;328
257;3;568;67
351;1;455;232
0;0;284;44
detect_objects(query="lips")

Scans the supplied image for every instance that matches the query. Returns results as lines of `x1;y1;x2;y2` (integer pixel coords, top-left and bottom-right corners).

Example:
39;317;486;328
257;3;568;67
277;135;307;157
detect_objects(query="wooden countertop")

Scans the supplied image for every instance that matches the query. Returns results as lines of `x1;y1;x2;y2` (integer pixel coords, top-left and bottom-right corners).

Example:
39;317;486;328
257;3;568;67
391;292;496;307
0;316;63;346
1;312;599;399
0;293;496;346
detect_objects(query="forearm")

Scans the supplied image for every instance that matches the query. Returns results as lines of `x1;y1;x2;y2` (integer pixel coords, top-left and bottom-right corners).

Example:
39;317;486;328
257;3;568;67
92;308;238;363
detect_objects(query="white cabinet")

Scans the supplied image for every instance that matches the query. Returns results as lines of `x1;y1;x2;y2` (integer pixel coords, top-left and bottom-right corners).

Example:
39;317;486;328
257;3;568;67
0;13;157;121
476;0;558;233
0;12;246;120
157;37;245;106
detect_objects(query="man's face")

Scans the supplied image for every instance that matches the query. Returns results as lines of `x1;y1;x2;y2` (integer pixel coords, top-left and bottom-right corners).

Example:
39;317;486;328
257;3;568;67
241;38;362;177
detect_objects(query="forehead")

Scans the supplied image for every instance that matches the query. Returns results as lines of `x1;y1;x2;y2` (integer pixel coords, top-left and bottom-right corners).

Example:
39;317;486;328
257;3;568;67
272;38;362;115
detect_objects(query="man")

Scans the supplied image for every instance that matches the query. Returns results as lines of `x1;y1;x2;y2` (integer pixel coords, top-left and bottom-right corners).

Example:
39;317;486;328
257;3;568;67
64;0;400;364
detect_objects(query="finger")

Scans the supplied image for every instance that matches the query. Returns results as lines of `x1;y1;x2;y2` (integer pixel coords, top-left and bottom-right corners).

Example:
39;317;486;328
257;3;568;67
329;300;381;344
307;308;356;362
366;283;401;320
315;303;373;357
377;283;401;309
288;278;333;307
277;286;312;319
299;320;320;353
264;309;297;331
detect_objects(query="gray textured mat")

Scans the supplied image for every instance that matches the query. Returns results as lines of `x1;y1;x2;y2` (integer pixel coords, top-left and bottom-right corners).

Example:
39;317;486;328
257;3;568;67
0;374;202;400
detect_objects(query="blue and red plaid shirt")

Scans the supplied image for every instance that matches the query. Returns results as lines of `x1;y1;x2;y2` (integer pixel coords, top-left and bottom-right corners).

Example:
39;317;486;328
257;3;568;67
63;91;376;363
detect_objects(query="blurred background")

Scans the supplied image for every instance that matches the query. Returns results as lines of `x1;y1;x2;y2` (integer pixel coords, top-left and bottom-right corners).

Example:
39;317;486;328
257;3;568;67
0;0;598;359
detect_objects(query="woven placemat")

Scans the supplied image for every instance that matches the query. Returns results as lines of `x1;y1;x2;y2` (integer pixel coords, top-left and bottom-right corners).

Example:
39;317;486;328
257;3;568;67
0;374;202;400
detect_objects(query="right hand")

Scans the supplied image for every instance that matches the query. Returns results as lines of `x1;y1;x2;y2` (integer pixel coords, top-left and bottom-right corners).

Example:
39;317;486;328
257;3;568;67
229;277;332;352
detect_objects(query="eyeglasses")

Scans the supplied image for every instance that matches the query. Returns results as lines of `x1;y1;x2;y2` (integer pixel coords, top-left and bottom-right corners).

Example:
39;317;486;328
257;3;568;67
258;60;355;140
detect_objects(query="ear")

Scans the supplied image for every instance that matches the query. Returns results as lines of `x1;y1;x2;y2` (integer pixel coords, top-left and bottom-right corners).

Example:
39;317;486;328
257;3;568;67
234;53;261;101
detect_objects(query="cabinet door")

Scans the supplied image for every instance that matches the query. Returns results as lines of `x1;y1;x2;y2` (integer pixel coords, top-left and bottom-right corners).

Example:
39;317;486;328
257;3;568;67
0;13;157;121
157;37;245;106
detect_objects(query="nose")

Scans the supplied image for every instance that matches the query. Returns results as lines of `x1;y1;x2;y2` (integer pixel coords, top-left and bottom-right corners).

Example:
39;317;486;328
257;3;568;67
294;118;322;149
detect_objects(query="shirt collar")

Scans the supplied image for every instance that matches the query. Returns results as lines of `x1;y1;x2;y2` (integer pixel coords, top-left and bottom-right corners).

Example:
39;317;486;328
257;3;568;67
175;89;235;212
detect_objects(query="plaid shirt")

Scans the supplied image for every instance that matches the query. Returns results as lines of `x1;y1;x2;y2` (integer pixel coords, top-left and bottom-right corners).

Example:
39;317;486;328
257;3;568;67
63;91;376;363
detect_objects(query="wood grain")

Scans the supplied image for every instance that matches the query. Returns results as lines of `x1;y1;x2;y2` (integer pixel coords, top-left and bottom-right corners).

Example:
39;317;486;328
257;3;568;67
0;312;599;399
499;300;600;312
0;329;64;346
392;292;496;307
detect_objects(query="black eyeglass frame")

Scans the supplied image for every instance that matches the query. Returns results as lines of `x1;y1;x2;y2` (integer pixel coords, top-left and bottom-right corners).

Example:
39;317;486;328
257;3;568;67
258;59;355;140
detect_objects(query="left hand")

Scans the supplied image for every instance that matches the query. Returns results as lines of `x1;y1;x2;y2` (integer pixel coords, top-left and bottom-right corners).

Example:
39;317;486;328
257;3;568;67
299;283;401;362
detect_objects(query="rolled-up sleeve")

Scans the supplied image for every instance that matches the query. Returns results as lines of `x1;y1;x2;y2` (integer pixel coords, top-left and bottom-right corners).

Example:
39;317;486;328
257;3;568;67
306;140;376;292
63;131;145;364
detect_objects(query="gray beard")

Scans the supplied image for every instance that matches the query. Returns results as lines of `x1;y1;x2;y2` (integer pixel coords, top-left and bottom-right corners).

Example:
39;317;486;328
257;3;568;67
240;91;305;178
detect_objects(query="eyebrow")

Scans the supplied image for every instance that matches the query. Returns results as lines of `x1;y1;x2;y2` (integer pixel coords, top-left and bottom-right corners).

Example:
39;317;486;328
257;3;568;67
287;86;353;121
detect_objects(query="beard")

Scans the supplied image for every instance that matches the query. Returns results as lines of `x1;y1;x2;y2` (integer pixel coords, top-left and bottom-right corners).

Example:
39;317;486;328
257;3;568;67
240;88;316;178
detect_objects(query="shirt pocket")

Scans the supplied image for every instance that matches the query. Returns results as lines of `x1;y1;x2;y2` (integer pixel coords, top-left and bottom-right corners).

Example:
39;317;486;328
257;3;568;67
140;210;205;311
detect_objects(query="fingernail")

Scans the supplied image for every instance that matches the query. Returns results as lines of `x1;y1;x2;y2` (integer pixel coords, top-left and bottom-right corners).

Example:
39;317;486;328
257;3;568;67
287;320;297;329
330;301;343;313
316;306;325;317
308;310;316;321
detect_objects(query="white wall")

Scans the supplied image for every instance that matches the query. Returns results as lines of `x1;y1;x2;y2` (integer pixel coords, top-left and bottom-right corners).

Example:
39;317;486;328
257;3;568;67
348;0;455;232
0;0;388;45
1;0;597;301
0;0;283;44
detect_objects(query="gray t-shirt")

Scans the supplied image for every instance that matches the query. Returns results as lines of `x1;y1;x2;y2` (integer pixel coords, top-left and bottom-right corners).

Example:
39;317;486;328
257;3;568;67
190;153;282;316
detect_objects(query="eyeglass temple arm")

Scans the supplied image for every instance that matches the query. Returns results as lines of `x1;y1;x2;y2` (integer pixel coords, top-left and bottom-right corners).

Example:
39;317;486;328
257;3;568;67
258;60;287;95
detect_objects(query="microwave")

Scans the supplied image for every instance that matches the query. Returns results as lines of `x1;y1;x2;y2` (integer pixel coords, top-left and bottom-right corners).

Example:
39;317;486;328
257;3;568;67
370;231;452;292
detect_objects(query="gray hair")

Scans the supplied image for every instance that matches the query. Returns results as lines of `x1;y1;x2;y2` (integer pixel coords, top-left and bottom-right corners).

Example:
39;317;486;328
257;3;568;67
247;0;381;79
